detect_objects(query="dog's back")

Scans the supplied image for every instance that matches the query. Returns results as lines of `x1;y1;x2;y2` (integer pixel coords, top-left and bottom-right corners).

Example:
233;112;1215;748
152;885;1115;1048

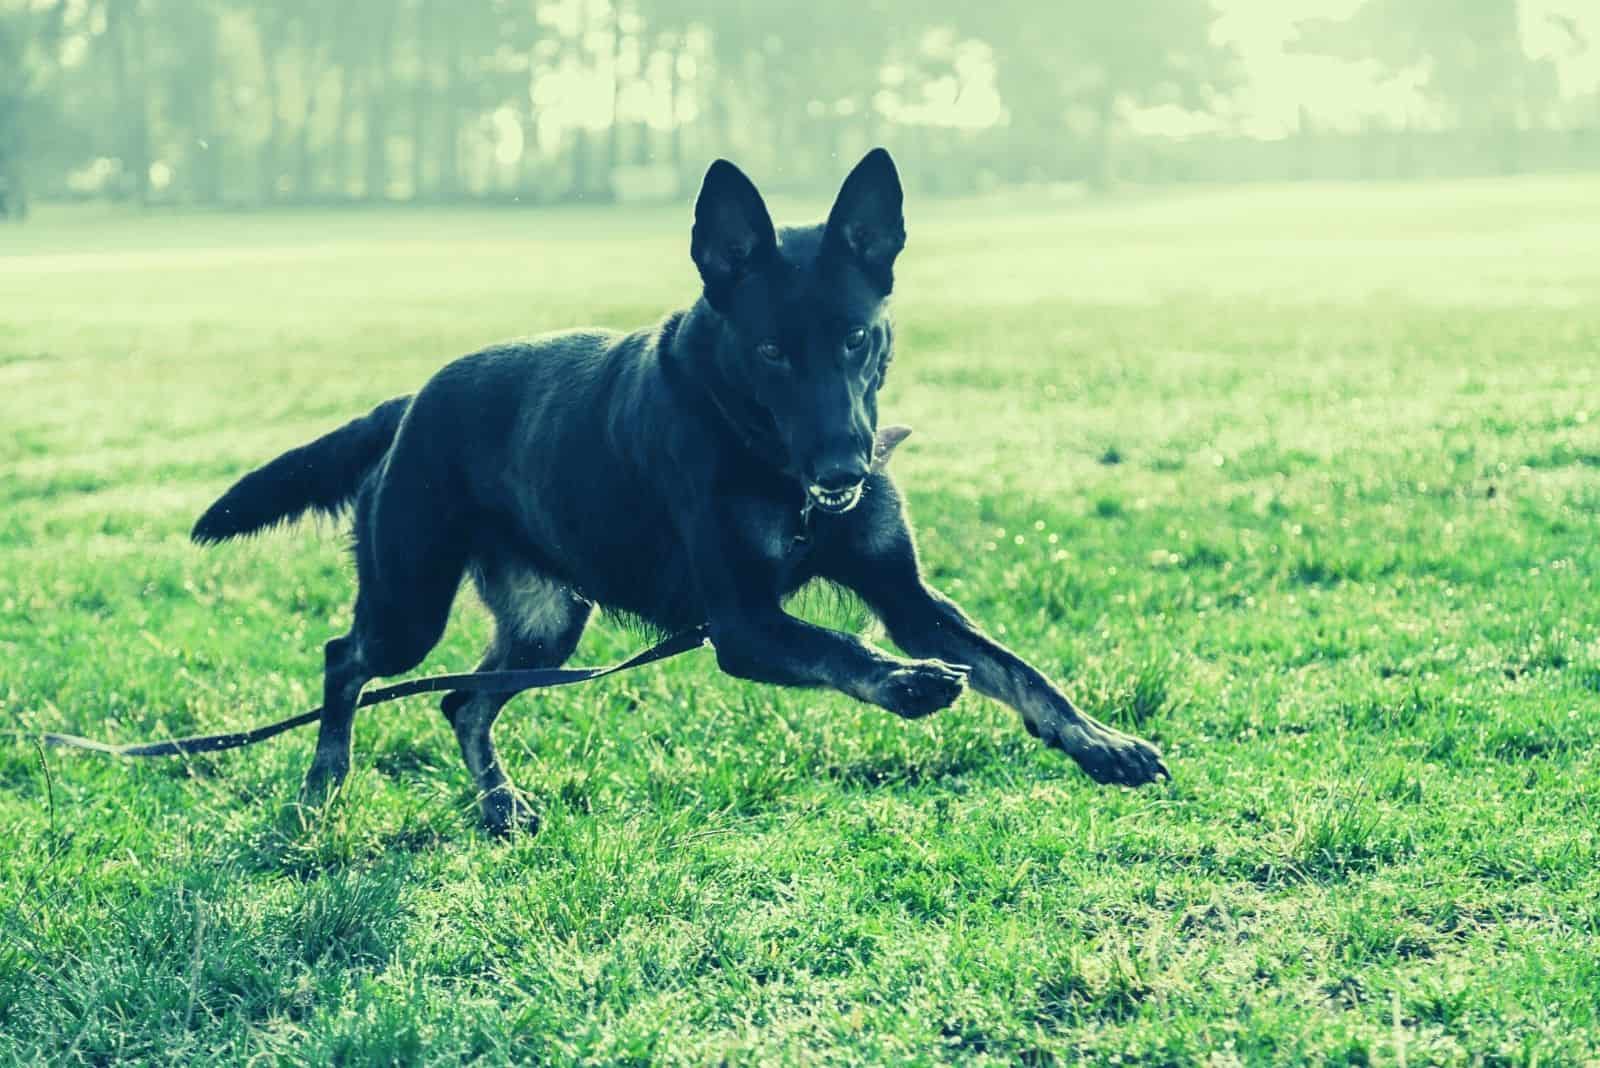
194;318;739;630
374;323;719;629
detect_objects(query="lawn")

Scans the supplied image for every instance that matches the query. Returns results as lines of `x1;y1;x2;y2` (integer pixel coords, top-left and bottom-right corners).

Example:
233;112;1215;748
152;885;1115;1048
2;176;1599;1064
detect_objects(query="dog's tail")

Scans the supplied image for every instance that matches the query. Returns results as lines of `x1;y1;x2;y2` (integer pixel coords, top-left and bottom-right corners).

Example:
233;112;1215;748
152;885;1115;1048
191;395;412;545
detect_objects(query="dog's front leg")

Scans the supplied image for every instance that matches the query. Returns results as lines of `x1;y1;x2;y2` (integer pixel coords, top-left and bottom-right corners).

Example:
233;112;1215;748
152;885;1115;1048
680;496;969;718
823;483;1169;786
871;582;1167;785
708;607;968;720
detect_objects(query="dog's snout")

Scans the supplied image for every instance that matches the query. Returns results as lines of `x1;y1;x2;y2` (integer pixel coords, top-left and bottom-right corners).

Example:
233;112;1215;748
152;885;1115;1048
812;458;869;493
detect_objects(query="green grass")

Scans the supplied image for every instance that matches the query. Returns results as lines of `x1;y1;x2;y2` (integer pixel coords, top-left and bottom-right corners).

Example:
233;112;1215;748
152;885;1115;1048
3;175;1599;1064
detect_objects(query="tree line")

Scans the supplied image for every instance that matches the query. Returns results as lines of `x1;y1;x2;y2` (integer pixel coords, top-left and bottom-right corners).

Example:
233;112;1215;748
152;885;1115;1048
0;0;1594;218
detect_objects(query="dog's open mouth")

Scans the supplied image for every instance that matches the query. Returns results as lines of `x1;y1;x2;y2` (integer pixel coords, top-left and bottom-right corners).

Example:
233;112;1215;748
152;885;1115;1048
807;481;864;514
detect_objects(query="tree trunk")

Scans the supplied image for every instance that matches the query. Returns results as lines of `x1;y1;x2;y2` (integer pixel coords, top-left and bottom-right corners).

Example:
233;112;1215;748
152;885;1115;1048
1090;88;1118;191
438;6;461;198
294;100;319;200
190;18;224;204
258;17;285;204
603;3;622;200
519;97;540;199
365;80;387;200
569;127;590;200
565;11;591;201
517;26;542;200
129;1;150;202
364;13;394;202
332;61;352;198
666;32;685;196
294;12;326;199
0;148;26;220
411;0;431;200
107;0;151;204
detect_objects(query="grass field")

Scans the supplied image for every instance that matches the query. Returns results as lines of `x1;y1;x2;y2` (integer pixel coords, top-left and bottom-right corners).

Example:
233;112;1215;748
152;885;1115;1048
3;176;1599;1064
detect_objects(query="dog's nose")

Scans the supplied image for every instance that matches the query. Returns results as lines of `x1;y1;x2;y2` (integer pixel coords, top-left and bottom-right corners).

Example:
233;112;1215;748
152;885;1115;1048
812;458;869;493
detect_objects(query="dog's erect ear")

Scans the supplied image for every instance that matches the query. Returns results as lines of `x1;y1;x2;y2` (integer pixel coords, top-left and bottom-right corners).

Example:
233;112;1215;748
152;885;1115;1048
824;148;905;287
691;159;776;296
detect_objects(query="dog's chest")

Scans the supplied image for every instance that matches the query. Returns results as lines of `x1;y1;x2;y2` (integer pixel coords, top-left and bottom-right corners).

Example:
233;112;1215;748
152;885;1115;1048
535;487;822;629
733;494;827;592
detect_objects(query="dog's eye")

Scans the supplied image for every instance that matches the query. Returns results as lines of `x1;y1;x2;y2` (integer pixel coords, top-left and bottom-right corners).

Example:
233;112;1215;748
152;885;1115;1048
756;342;785;365
844;327;869;352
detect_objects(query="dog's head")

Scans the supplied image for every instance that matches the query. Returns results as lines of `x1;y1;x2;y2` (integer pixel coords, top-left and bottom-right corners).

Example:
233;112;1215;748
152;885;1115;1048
690;148;905;513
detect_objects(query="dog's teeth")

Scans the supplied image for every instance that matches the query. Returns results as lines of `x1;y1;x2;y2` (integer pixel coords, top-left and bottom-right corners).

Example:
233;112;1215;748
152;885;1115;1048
805;481;863;513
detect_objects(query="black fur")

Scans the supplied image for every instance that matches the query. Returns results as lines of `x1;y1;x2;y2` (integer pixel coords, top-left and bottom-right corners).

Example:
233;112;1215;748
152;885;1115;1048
195;149;1167;835
191;395;412;543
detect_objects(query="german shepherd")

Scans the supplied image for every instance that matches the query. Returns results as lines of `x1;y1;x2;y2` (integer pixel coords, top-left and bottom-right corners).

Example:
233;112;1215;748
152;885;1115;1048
193;149;1168;835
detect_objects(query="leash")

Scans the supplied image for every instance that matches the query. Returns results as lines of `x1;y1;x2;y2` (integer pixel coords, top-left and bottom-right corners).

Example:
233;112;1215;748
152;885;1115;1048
39;626;710;758
34;425;916;762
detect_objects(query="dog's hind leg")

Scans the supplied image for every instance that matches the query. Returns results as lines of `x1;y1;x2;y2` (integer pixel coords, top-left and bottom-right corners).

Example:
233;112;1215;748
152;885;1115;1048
302;630;369;803
442;562;592;836
302;470;470;807
302;573;462;805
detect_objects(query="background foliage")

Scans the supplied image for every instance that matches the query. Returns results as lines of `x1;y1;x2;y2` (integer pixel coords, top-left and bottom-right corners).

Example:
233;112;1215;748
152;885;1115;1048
1;0;1598;215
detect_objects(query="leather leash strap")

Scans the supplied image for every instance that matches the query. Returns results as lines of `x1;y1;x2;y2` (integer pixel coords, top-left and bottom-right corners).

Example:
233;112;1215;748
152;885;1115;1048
38;424;915;761
40;626;710;758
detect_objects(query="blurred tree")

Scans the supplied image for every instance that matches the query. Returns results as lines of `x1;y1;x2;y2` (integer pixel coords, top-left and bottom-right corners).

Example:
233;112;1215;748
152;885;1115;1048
1293;0;1560;172
358;0;396;200
151;0;226;203
974;0;1239;188
429;0;517;198
104;0;153;202
1;2;67;217
0;0;1592;213
639;0;701;192
680;0;899;185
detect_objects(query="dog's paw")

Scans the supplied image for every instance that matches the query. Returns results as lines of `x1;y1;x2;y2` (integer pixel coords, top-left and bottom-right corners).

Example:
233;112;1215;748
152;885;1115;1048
1021;705;1169;786
874;659;969;719
298;756;350;808
1066;726;1170;787
481;786;541;839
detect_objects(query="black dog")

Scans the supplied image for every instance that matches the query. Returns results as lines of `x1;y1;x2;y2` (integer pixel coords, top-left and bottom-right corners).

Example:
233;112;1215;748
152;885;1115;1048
193;149;1168;835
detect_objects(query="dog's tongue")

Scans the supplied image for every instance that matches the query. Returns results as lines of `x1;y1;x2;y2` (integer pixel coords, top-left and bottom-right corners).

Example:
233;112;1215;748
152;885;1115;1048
870;425;913;474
